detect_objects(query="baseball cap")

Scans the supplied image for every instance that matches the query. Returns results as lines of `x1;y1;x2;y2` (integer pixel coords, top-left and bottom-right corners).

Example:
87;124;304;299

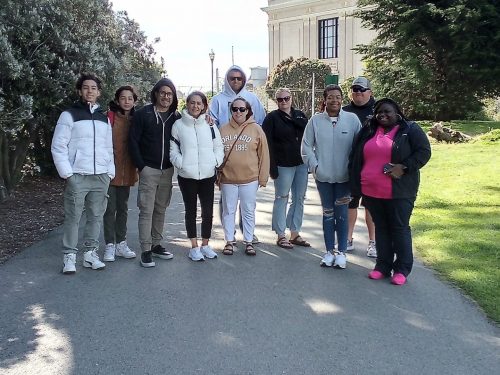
352;77;371;89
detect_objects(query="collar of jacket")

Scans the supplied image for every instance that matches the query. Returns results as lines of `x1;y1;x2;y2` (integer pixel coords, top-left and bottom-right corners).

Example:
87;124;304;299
180;109;207;126
74;100;101;114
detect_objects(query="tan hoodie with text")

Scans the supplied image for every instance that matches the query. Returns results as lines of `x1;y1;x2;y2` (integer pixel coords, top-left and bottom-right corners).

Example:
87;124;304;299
219;116;269;186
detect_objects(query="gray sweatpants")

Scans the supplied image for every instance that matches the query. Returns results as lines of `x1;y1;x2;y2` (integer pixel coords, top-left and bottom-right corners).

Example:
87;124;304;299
137;166;174;252
62;173;110;254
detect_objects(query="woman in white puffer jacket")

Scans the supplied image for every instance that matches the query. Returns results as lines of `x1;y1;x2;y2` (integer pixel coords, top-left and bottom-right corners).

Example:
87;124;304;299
170;91;224;261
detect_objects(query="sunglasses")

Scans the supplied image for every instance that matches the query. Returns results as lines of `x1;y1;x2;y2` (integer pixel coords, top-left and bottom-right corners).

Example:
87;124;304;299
231;106;247;113
276;96;291;103
352;86;370;93
229;76;243;82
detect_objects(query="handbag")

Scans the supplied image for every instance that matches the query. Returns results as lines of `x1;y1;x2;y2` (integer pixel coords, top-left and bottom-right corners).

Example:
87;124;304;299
216;125;247;187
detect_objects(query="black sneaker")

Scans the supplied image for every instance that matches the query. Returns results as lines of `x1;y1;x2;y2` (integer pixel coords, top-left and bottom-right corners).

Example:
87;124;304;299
151;245;174;260
140;251;156;268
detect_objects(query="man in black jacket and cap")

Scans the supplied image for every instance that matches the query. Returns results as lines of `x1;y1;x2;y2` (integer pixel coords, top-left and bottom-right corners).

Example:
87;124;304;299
343;76;377;258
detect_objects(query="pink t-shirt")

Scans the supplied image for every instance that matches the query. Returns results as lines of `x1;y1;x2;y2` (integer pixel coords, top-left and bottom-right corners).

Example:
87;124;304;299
361;125;399;199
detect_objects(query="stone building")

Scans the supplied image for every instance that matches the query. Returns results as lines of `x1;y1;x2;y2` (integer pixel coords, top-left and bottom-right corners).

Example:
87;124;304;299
261;0;376;81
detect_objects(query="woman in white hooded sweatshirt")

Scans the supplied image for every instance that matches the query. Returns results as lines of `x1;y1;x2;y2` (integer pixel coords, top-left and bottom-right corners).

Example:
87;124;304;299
170;91;224;261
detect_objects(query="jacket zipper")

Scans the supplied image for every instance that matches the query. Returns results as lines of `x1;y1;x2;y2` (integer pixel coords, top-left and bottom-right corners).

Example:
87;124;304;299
90;103;96;174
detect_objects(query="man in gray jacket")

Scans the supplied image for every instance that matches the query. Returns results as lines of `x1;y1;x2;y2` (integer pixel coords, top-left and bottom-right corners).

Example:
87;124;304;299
51;73;114;274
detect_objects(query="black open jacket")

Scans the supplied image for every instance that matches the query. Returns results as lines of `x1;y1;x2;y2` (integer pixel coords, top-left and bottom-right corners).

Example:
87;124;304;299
262;107;308;179
129;104;181;171
349;119;431;199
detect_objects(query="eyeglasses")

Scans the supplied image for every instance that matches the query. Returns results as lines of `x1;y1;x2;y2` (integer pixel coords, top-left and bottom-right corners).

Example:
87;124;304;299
229;76;243;82
159;91;173;98
231;106;247;113
276;96;291;103
352;86;370;93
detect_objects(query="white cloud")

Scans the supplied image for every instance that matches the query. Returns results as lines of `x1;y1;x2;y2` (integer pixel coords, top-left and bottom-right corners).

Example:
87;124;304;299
111;0;269;92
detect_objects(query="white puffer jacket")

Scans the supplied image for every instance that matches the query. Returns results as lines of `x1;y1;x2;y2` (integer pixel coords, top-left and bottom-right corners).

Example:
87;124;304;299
51;102;114;179
170;110;224;180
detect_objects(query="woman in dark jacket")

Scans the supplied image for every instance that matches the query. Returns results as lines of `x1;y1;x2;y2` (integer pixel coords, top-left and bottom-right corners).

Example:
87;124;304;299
263;88;309;249
349;98;431;285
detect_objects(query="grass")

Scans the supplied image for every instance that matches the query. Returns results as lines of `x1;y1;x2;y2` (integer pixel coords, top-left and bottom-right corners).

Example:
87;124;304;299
412;123;500;323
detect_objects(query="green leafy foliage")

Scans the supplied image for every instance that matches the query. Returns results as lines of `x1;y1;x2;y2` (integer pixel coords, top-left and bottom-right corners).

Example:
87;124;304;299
355;0;500;121
0;0;163;199
265;57;332;116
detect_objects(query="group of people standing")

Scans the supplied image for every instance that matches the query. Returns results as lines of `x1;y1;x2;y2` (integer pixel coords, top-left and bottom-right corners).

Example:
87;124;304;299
52;70;430;286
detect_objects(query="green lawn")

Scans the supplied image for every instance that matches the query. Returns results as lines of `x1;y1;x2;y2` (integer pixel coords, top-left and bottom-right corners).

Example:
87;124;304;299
412;124;500;323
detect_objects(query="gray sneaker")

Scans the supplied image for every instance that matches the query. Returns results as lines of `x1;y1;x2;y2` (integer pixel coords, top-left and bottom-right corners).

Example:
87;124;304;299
63;253;76;274
188;247;204;261
103;243;116;262
346;239;354;252
366;241;377;258
200;245;218;259
83;249;105;270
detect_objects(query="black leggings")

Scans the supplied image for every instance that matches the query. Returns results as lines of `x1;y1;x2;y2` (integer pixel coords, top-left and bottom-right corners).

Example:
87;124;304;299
177;175;215;239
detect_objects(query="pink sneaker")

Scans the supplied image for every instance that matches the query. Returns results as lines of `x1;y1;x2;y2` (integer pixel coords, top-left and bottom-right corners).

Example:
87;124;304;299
368;270;385;280
391;273;407;285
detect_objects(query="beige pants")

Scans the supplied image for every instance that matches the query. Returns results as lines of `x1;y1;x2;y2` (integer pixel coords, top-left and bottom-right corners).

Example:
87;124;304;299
137;166;174;252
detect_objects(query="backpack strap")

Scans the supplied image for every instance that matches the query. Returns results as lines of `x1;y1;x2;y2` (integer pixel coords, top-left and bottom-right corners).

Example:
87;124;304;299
107;111;115;127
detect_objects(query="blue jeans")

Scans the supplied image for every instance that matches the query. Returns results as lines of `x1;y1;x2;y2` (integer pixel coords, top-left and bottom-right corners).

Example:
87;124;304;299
315;181;350;252
363;196;415;276
272;164;308;236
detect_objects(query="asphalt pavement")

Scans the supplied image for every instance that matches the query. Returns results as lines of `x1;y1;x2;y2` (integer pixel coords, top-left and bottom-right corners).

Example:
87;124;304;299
0;176;499;375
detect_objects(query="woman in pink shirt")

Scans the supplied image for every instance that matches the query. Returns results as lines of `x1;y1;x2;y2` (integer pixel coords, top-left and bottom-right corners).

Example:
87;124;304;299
349;98;431;285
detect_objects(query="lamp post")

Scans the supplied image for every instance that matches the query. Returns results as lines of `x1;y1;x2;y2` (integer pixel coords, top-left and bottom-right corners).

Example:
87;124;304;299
209;49;215;96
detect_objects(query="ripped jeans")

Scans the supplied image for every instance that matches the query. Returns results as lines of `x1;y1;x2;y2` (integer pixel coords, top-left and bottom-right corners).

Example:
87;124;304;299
315;180;350;252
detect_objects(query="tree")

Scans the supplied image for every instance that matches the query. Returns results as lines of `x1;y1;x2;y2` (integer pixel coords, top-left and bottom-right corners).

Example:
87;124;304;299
0;0;163;200
265;57;332;117
355;0;500;120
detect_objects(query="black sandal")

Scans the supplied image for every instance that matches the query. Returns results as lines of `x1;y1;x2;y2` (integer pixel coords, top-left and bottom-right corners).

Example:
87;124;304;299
245;243;256;256
223;243;234;255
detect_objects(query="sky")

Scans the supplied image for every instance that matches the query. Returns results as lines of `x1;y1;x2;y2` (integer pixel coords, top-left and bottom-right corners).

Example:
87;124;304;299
111;0;270;93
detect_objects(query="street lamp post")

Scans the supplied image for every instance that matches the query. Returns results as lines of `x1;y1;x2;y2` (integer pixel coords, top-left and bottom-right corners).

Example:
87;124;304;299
209;49;215;96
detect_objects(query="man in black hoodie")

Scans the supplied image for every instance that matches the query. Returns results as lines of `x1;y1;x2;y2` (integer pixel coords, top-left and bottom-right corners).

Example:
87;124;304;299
343;77;377;258
129;78;181;268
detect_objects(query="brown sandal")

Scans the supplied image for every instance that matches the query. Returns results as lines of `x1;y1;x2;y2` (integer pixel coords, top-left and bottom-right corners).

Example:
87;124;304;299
290;236;311;247
222;243;234;255
277;236;293;249
244;243;256;256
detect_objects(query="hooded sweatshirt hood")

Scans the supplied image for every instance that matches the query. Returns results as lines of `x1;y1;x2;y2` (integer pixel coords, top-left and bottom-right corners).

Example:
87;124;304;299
223;65;247;96
150;78;178;112
209;65;266;127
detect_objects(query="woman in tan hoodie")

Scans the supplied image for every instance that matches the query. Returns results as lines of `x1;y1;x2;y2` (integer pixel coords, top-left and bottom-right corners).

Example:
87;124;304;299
218;97;269;256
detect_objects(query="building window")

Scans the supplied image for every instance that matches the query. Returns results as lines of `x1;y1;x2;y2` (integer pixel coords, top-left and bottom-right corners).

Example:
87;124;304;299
318;18;338;59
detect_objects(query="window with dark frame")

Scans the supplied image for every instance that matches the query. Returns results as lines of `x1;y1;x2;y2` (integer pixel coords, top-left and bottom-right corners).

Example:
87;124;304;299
318;18;338;59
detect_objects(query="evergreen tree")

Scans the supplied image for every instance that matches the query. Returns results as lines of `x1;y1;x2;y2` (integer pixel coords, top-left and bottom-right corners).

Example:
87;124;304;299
356;0;500;120
0;0;163;199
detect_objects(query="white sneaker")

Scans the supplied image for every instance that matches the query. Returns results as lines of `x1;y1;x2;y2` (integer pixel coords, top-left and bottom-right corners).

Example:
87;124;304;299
346;239;354;252
366;241;377;258
103;243;116;262
320;251;335;267
334;252;347;269
62;253;76;274
116;241;136;259
200;245;218;259
83;249;106;270
188;247;205;261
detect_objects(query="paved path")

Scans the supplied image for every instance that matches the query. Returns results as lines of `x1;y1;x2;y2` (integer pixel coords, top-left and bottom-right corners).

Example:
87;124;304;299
1;177;499;374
